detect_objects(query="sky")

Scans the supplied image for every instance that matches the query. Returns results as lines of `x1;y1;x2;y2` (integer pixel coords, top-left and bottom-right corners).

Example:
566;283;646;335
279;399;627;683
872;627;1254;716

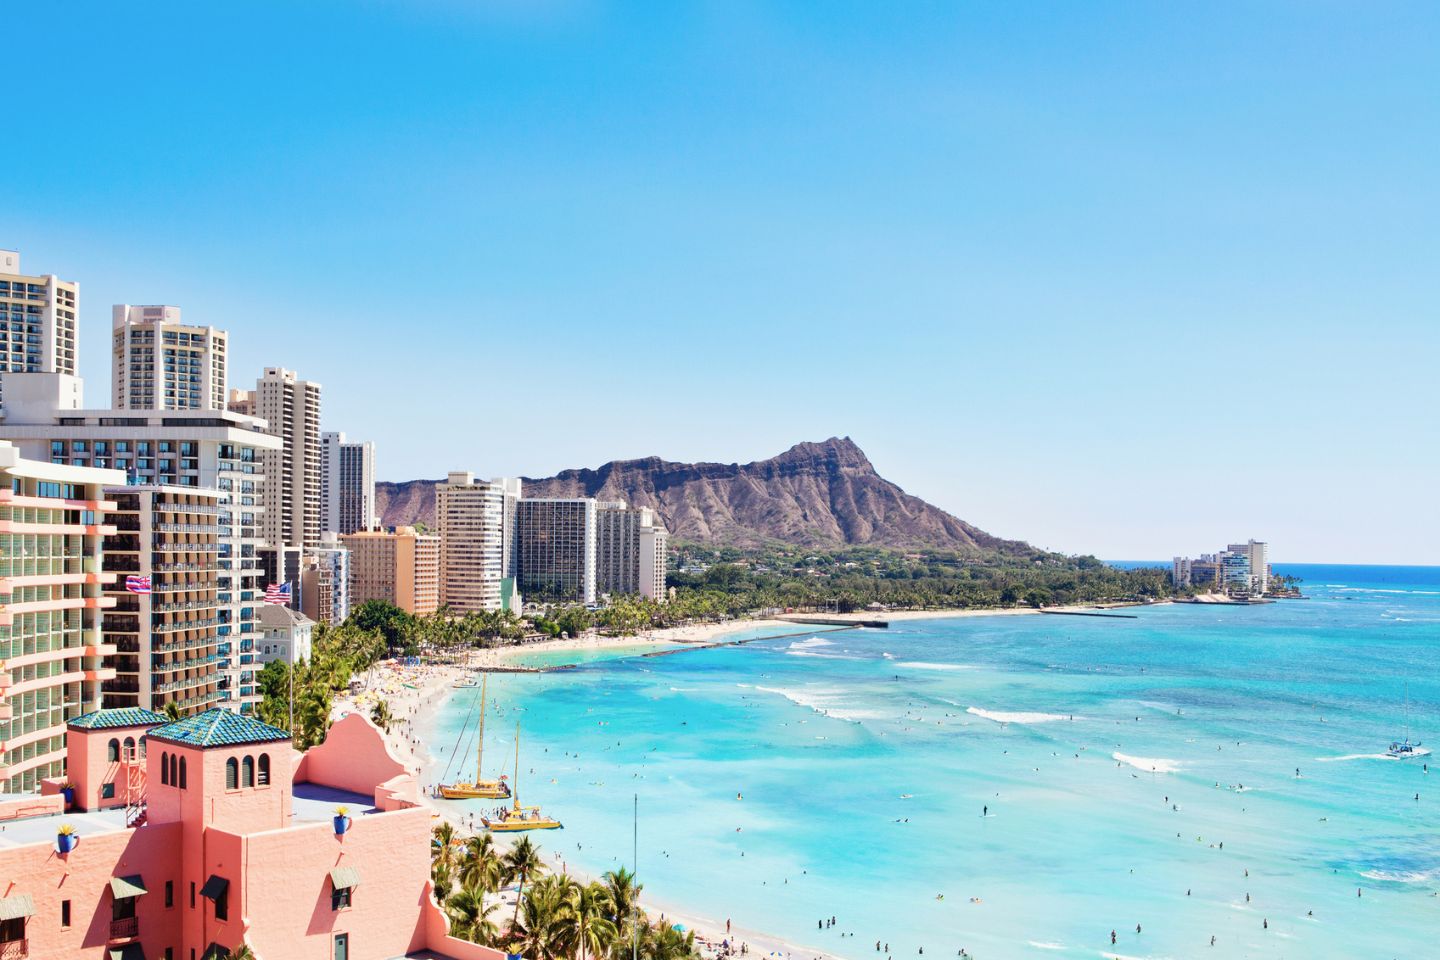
5;2;1437;564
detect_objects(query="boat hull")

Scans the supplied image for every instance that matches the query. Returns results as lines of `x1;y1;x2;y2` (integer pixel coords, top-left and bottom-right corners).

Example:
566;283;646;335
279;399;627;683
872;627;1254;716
439;782;511;800
483;818;562;832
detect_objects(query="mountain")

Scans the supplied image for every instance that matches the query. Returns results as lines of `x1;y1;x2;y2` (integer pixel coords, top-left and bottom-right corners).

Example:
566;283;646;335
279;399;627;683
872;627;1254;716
375;437;1035;554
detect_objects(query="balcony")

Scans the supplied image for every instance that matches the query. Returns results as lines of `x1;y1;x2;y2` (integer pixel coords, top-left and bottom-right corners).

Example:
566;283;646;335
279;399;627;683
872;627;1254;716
108;916;139;940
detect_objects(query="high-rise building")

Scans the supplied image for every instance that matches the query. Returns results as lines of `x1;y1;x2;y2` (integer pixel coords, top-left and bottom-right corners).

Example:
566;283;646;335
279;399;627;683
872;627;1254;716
300;535;350;625
111;305;228;411
435;473;519;613
515;498;597;605
101;486;223;717
320;431;376;535
595;502;670;601
0;441;122;792
0;250;78;405
0;372;281;715
239;367;322;549
1227;540;1270;595
1171;556;1193;588
341;526;440;616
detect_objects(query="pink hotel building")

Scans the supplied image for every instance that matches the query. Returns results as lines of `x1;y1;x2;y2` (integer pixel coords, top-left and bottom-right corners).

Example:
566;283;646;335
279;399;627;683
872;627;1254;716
0;708;505;960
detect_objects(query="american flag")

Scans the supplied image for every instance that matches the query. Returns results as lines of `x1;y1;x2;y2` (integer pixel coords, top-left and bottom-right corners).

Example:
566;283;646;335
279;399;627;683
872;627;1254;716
124;575;151;594
264;581;292;605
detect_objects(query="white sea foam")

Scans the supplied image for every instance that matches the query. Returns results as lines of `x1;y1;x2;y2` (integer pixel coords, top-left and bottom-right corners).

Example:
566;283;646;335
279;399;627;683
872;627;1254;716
897;661;975;671
1360;869;1439;883
1113;752;1182;773
787;637;835;650
1027;941;1065;951
755;685;866;723
967;707;1069;724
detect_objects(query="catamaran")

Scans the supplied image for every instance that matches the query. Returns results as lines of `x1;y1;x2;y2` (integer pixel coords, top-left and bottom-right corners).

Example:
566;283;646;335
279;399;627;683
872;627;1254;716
1386;682;1429;759
482;722;562;832
438;675;511;799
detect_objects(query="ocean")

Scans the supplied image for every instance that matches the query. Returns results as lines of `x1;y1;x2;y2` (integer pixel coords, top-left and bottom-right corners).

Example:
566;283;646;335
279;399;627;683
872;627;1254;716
428;564;1438;958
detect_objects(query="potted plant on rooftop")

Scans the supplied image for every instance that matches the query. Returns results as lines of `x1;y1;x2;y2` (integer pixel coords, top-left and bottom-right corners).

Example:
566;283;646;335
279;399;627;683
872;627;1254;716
60;780;76;808
333;806;351;835
56;822;77;853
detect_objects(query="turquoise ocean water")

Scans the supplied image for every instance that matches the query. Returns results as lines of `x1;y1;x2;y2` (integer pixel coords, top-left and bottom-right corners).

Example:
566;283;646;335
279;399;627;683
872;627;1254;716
430;565;1438;959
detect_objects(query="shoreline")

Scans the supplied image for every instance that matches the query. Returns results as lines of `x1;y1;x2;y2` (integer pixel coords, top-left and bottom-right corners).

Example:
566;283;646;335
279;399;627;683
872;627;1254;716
335;603;1152;960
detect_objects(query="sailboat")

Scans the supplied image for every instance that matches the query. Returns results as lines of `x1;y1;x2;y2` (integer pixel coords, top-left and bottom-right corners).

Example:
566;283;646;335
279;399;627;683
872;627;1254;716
438;675;512;799
482;722;562;832
1386;681;1429;759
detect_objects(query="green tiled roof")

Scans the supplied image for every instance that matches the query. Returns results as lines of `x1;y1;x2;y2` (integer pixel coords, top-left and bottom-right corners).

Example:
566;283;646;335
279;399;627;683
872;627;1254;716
145;709;291;748
68;708;169;730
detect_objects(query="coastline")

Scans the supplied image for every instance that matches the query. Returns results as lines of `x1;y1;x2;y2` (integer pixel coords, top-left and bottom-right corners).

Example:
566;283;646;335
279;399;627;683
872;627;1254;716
334;604;1140;960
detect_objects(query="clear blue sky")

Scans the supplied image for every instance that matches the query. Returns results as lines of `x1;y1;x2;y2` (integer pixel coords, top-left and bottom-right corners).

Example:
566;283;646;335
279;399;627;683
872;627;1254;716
7;2;1437;563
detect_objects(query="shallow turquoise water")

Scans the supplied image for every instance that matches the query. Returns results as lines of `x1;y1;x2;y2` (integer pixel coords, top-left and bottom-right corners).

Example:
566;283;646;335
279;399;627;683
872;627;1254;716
430;566;1439;959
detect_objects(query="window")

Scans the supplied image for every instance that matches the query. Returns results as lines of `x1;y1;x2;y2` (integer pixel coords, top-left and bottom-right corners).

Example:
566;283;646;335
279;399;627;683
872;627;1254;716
225;758;237;789
62;898;71;927
257;753;271;786
241;756;254;788
108;738;120;762
0;917;22;945
179;756;187;790
112;894;137;922
161;751;170;785
190;882;195;909
168;754;178;787
123;736;136;759
165;880;174;908
331;886;352;910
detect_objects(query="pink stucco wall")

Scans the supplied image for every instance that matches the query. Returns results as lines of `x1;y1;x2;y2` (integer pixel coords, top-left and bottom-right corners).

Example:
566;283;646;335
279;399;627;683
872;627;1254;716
295;713;410;802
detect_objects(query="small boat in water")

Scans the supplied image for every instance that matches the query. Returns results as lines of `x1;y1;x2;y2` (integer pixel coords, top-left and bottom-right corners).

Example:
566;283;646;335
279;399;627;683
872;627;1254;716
438;675;511;800
1386;683;1427;759
482;722;562;832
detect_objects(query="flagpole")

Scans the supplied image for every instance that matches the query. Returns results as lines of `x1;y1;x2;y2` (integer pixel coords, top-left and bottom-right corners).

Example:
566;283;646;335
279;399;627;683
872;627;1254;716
632;793;638;960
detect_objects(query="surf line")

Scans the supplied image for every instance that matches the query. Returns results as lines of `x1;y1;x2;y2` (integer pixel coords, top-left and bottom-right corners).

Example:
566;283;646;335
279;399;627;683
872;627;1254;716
639;626;862;659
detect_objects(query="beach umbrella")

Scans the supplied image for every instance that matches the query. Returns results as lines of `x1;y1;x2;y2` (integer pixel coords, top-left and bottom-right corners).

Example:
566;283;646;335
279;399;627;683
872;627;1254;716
673;924;686;932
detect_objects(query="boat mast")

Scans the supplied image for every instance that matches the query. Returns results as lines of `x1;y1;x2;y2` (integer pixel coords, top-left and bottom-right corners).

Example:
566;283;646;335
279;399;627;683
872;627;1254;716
513;721;522;812
477;673;488;780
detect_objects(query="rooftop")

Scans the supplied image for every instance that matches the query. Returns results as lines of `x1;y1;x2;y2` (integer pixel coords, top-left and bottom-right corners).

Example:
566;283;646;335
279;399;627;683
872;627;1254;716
0;803;129;849
291;783;379;823
146;709;291;749
67;708;169;731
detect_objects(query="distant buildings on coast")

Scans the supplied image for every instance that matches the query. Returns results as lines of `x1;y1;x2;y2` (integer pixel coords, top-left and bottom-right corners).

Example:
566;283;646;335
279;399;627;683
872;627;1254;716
1172;539;1270;596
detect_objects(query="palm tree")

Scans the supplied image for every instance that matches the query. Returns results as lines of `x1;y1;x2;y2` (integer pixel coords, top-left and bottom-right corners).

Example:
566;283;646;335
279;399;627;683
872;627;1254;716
566;880;617;960
230;945;257;960
459;833;505;894
431;821;458;870
370;698;394;733
446;879;501;945
163;701;183;721
503;835;546;928
511;874;575;960
602;867;643;956
640;919;697;960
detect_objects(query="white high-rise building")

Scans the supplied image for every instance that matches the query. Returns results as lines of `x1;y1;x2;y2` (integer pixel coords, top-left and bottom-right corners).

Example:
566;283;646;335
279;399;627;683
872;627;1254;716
1226;540;1270;594
0;250;78;405
596;502;669;601
320;431;376;535
435;473;520;613
234;367;322;549
111;304;228;410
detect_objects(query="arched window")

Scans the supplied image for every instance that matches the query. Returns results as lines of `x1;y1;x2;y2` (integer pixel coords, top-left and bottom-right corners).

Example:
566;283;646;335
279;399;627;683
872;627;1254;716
123;736;136;760
160;751;170;786
108;738;120;762
225;758;238;790
241;756;254;788
139;737;147;758
168;754;178;787
257;754;270;786
178;756;187;790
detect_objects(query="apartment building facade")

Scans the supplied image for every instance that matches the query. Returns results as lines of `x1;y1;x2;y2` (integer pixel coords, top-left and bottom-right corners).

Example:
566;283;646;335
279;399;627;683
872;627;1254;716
434;474;519;614
0;441;122;793
341;526;439;616
100;486;223;717
0;250;78;405
234;367;322;550
300;536;350;625
320;431;376;536
0;372;281;714
595;502;669;601
111;305;228;411
515;498;597;605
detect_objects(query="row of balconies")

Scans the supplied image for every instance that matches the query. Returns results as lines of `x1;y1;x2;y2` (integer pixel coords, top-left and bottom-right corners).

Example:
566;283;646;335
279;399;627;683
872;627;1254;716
151;653;220;673
151;599;219;614
153;674;216;694
152;634;219;655
151;617;219;634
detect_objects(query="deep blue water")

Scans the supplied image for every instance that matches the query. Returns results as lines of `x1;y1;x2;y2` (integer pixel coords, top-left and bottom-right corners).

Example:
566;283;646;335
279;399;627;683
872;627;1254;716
432;565;1439;959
